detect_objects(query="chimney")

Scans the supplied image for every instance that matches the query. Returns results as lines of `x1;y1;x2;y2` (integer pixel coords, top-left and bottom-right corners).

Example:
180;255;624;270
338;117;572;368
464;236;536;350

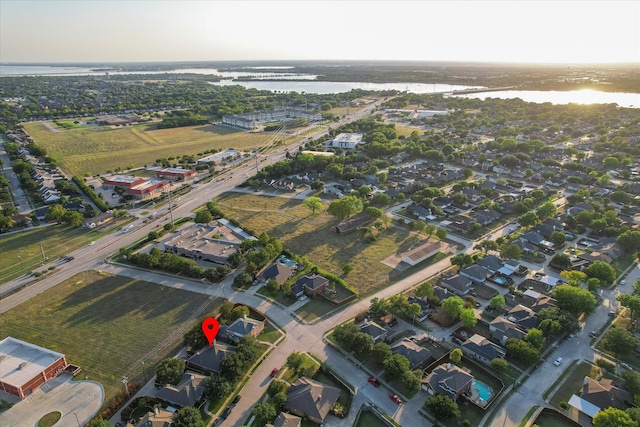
154;407;159;416
583;378;589;395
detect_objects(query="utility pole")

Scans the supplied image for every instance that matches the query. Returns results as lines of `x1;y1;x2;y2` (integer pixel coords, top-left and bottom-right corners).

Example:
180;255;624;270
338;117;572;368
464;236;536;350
141;361;147;383
167;186;174;228
122;376;129;397
40;244;46;262
254;146;259;174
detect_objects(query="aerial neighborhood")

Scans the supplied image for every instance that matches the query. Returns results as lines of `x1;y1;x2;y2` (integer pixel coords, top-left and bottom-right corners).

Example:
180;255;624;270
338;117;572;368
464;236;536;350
1;62;640;427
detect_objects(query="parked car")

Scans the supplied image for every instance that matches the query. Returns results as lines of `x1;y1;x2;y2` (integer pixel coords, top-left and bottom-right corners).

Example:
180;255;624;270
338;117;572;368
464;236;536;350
270;367;279;377
368;376;380;387
609;310;615;317
554;357;563;366
389;394;402;404
232;395;241;405
589;331;597;338
220;407;231;420
621;363;633;370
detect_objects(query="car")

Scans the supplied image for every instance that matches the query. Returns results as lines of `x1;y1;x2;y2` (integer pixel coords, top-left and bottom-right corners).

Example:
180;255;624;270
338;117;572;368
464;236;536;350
389;394;402;404
621;280;626;285
452;337;463;345
298;295;308;302
621;363;633;370
609;310;615;317
220;407;231;420
589;331;597;338
270;367;279;377
231;395;241;405
554;357;563;366
568;333;574;340
88;241;95;246
368;376;380;387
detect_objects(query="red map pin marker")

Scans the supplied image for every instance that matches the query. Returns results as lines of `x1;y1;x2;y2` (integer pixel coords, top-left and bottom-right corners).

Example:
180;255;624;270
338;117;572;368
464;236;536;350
202;317;220;346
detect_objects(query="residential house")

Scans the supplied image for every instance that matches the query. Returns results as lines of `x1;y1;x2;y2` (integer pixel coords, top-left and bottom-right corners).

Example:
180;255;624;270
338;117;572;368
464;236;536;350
507;305;539;331
567;202;595;217
476;255;505;274
186;341;235;375
294;274;329;297
332;133;364;149
577;252;613;266
461;334;506;364
489;317;526;346
460;264;490;284
136;408;174;427
522;289;558;313
285;377;341;424
408;205;432;221
446;215;474;234
473;209;501;225
432;286;450;304
222;316;265;342
156;372;206;408
391;338;432;369
401;240;443;266
408;296;431;321
440;275;473;297
422;363;473;400
260;263;294;286
265;412;302;427
360;322;388;344
569;377;633;419
519;231;554;251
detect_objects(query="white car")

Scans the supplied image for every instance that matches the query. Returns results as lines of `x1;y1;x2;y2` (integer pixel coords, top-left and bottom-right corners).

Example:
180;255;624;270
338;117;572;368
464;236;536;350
554;357;563;366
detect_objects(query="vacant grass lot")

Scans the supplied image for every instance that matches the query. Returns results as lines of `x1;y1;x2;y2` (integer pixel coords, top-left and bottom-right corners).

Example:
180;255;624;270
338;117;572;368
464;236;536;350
0;224;104;284
0;270;219;408
23;122;294;176
214;192;423;296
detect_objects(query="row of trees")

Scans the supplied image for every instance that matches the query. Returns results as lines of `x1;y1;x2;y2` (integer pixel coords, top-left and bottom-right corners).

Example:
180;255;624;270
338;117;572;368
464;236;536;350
129;247;231;281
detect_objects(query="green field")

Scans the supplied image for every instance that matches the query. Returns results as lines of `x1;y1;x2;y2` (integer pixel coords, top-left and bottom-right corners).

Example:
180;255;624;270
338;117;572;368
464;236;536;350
0;270;220;408
214;192;427;296
0;224;105;284
23;121;293;176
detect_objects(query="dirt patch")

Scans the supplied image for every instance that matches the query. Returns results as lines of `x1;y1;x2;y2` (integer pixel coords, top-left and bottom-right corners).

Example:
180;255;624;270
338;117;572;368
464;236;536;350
42;121;62;133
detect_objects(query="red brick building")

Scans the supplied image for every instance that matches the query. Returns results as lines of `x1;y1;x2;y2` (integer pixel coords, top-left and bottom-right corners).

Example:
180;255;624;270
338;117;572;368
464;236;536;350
0;337;67;399
156;168;197;181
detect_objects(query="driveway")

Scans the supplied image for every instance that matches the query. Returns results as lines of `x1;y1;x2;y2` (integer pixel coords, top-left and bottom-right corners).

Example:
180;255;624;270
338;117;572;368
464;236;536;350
0;375;104;427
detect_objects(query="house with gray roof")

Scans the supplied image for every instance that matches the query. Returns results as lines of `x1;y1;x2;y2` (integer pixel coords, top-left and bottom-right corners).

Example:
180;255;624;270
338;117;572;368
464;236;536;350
440;274;473;296
360;322;388;343
460;264;490;284
422;363;473;400
266;412;302;427
285;377;341;424
391;338;432;369
223;316;265;343
294;274;330;297
507;305;539;331
186;341;235;375
476;255;505;273
569;377;633;419
490;317;526;346
156;372;206;408
260;263;294;286
461;334;506;364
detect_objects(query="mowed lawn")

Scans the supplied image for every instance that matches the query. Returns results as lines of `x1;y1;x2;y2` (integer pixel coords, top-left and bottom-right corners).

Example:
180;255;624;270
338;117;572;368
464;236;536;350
214;192;416;296
0;224;99;284
22;122;285;176
0;271;218;407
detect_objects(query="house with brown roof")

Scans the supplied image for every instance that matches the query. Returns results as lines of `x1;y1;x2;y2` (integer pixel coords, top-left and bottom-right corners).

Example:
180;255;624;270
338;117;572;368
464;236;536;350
285;377;341;424
265;412;302;427
294;274;329;297
422;363;473;400
260;263;295;286
569;376;633;419
136;408;174;427
401;239;444;266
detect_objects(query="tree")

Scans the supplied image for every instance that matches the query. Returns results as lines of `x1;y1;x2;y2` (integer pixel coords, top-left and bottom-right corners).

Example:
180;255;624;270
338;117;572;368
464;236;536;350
560;270;587;286
302;196;323;214
205;375;233;399
586;261;617;285
371;193;391;207
518;211;539;228
87;420;111;427
415;282;434;299
352;332;375;356
173;406;203;427
601;327;640;356
539;318;563;336
286;352;306;374
475;240;499;254
505;338;540;364
491;358;508;371
267;380;289;397
587;278;601;292
618;230;640;254
252;403;277;425
372;342;393;364
549;231;566;246
425;394;461;420
500;244;521;260
183;323;208;351
459;308;477;328
549;254;572;271
592;407;638;427
383;354;410;380
524;328;545;350
450;348;462;364
553;285;596;315
536;202;557;221
425;224;437;236
442;296;465;319
618;294;640;319
436;227;448;240
489;295;506;311
63;210;84;227
228;305;250;322
450;253;473;269
156;358;186;385
327;195;363;220
342;263;354;275
194;210;213;224
369;297;390;317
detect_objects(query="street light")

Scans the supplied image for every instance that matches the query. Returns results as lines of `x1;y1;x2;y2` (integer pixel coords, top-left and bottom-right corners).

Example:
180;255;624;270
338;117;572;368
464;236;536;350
72;412;80;427
141;361;147;383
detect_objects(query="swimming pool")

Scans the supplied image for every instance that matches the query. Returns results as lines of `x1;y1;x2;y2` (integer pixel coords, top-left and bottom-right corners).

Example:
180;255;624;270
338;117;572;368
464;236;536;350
278;255;297;268
473;380;492;402
493;276;507;285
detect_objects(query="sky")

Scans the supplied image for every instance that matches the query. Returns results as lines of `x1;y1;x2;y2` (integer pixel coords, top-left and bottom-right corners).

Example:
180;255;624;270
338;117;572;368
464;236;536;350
1;0;639;64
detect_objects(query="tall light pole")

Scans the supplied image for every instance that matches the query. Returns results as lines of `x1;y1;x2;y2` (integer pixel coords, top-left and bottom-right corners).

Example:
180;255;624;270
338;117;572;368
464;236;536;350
17;253;23;272
122;376;129;397
141;361;147;383
72;412;80;427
